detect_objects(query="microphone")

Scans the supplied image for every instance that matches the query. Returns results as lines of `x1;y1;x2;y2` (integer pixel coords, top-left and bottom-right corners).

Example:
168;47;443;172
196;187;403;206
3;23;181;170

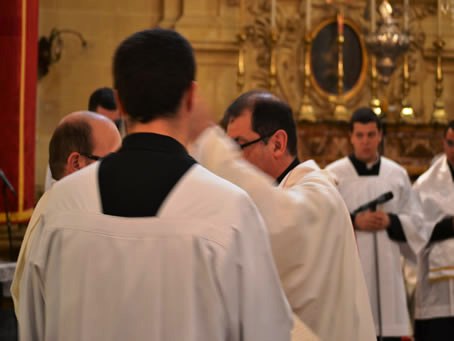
0;169;17;196
352;191;393;214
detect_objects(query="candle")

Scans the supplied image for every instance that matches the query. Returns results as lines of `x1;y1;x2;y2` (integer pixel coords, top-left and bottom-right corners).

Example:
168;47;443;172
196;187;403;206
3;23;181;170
240;0;244;27
404;0;409;31
371;0;376;33
271;0;276;28
337;11;344;36
438;0;442;38
306;0;311;32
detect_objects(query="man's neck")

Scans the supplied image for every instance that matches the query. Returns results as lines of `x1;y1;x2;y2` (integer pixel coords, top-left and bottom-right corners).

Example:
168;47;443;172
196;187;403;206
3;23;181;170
276;156;299;184
126;117;188;147
353;153;379;168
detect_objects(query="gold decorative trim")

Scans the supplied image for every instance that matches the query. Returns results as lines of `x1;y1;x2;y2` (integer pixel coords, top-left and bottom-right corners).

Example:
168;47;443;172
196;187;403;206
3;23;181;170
19;0;27;214
0;209;33;223
429;265;454;272
429;276;454;283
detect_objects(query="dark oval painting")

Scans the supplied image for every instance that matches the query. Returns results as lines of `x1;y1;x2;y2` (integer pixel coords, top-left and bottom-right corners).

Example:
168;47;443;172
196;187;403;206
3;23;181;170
311;22;363;95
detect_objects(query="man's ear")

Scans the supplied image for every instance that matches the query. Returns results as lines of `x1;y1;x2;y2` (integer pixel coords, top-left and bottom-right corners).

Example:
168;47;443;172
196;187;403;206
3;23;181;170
271;129;288;158
66;152;85;175
184;81;197;113
113;90;126;117
378;130;383;143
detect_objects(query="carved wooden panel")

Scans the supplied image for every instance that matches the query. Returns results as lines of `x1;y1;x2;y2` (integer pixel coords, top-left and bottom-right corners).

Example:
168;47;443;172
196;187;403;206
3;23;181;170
297;122;445;179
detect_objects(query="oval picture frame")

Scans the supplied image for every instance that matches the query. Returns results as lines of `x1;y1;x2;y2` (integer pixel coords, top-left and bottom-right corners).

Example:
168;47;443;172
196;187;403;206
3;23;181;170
309;17;368;102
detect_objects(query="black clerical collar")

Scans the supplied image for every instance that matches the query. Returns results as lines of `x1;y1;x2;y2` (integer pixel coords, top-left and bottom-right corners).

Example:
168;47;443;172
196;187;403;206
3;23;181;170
348;154;381;176
448;160;454;182
121;132;188;155
276;158;300;184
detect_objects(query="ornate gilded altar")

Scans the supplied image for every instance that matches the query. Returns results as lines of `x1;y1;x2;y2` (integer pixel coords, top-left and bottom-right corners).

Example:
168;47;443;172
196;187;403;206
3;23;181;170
236;0;452;177
297;121;446;179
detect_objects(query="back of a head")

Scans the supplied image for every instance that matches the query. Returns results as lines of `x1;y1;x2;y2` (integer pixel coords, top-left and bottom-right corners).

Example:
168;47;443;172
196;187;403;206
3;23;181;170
223;90;298;156
49;116;93;181
113;28;196;123
444;120;454;137
349;107;382;131
88;87;116;112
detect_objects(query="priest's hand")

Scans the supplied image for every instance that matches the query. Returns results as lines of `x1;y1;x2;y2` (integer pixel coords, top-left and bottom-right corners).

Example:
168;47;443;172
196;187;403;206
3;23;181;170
354;210;390;231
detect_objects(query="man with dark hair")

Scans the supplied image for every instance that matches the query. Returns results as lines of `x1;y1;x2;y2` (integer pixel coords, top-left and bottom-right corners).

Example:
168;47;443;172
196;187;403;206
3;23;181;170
326;107;426;341
87;87;120;127
11;111;121;315
18;29;291;341
190;90;376;341
413;120;454;341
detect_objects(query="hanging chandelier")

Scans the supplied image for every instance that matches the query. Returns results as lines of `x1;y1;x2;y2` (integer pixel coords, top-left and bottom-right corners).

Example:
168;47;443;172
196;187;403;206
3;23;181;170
365;0;410;83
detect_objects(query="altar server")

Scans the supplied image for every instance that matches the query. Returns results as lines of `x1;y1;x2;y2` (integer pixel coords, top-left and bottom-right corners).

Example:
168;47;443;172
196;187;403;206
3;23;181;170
326;107;426;340
413;120;454;341
18;29;292;341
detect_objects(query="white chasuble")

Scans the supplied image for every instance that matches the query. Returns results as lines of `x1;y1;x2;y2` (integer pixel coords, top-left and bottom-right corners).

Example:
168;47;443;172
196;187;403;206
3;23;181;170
191;126;376;341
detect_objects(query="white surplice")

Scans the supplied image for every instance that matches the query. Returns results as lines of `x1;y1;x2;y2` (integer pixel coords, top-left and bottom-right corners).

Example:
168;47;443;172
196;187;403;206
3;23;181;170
18;162;292;341
190;126;376;341
413;155;454;319
326;156;426;336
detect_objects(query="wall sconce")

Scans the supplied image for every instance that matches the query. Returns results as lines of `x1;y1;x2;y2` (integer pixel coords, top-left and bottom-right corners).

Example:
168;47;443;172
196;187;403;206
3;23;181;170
38;28;87;79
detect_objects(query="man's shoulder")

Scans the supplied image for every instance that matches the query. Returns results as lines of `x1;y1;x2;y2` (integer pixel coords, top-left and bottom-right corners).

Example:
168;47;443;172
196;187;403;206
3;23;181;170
380;156;409;176
325;157;349;171
415;155;446;188
186;164;249;198
46;163;100;213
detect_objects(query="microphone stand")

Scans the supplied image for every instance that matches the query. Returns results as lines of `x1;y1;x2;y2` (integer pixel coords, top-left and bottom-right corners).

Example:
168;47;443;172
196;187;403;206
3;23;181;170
2;182;14;261
371;204;383;341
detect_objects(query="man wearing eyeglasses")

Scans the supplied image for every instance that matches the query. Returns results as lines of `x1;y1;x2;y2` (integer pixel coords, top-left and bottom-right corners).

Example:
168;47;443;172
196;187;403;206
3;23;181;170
11;111;121;316
413;120;454;341
190;90;376;341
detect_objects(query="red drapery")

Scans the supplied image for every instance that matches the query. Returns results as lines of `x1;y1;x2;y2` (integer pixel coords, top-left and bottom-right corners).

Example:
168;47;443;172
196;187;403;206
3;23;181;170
0;0;38;223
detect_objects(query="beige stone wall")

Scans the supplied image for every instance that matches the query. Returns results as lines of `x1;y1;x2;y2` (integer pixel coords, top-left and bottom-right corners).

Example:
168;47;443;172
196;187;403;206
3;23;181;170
36;0;240;194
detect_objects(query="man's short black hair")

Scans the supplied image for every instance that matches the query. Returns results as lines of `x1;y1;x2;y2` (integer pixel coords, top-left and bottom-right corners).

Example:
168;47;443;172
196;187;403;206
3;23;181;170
88;87;116;112
349;107;382;132
223;90;298;156
444;120;454;137
113;28;196;123
49;120;93;180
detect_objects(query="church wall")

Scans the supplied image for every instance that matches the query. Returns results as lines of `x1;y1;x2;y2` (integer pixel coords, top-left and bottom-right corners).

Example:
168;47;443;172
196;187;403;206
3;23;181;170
36;0;454;195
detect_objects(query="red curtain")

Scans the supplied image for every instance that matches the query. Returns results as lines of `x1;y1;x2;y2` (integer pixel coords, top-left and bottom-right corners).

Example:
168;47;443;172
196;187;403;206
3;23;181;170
0;0;38;223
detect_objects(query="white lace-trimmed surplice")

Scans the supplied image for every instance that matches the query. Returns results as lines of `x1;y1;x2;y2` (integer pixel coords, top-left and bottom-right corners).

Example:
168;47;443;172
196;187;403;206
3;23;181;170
326;156;426;337
18;162;292;341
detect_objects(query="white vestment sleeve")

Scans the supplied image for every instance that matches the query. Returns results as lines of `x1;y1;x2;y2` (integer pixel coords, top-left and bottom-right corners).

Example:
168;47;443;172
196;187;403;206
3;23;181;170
394;171;427;257
234;201;293;341
11;190;51;316
17;216;46;341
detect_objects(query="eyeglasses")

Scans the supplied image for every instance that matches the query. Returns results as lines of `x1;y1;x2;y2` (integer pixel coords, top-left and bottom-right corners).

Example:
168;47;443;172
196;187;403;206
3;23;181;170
237;131;277;150
80;153;103;161
445;139;454;147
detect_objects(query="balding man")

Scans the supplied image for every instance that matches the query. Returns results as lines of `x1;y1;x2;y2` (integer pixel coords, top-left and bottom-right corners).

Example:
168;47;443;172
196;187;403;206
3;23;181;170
11;111;121;315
